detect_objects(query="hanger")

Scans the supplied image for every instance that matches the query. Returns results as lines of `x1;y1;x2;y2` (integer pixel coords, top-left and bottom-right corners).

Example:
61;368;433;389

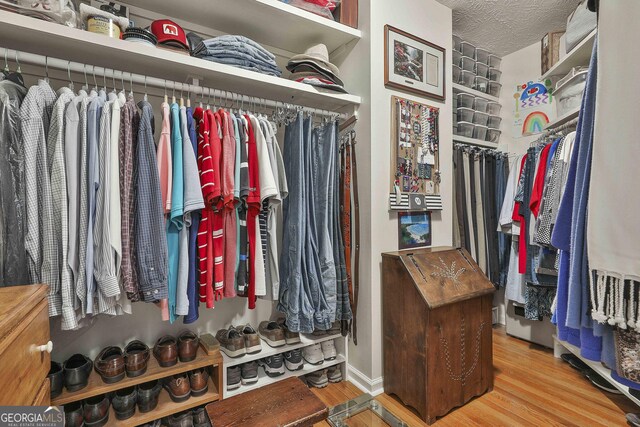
128;72;134;99
199;86;203;109
81;64;88;92
171;82;176;104
6;51;24;87
206;87;211;110
179;83;184;108
2;49;9;77
102;69;107;93
110;69;117;94
44;56;49;83
186;83;191;108
67;61;74;91
143;75;148;102
92;65;98;91
163;79;168;104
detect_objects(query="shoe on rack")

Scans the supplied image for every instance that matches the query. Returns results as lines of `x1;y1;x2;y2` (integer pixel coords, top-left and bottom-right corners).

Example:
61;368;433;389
163;373;192;403
236;324;262;354
584;370;622;394
327;365;343;383
83;394;110;427
258;321;286;347
165;410;194;427
192;407;211;427
189;368;209;397
227;366;241;391
260;355;285;378
63;353;93;392
153;336;178;367
284;349;304;371
321;340;337;361
303;343;324;365
627;413;640;427
216;327;246;358
306;370;329;388
94;346;126;384
63;401;84;427
124;340;150;378
275;315;301;344
111;386;137;420
178;331;200;363
48;361;63;399
560;353;589;373
137;380;162;413
240;361;259;385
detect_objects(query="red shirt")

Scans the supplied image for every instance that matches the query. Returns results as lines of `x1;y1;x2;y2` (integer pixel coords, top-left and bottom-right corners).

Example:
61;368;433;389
529;144;552;218
512;155;528;274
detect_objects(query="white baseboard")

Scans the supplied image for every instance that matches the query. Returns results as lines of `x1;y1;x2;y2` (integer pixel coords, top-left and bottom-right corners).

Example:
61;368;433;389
347;364;384;396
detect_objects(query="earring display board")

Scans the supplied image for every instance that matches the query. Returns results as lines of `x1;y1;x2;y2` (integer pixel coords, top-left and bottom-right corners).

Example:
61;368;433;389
389;96;442;211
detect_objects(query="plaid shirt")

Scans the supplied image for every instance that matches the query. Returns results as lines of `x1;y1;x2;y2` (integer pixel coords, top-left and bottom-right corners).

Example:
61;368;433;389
119;98;140;300
135;101;168;302
20;80;58;316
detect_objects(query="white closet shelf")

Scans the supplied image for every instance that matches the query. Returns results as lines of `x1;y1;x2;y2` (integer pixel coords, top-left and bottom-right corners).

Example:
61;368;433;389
541;30;596;80
222;333;342;368
544;107;580;130
554;335;640;407
0;12;360;111
453;135;499;148
225;354;346;398
452;83;500;103
122;0;361;55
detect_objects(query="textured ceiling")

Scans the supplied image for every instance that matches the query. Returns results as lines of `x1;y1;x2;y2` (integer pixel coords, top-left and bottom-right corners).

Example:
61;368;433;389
436;0;582;56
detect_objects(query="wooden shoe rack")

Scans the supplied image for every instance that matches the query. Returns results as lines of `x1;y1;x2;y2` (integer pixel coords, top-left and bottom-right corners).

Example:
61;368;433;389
51;346;223;426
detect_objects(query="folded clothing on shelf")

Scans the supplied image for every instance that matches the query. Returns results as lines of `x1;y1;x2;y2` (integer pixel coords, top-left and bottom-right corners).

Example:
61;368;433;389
0;0;78;27
287;43;347;92
280;0;340;20
193;35;282;77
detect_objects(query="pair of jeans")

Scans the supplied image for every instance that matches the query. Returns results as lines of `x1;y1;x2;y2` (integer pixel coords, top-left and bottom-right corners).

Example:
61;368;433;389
196;35;276;60
198;56;281;77
195;46;276;65
196;50;279;72
278;113;332;333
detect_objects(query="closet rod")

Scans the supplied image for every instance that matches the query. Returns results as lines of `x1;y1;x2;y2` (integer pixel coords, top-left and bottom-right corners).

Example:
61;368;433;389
0;47;347;119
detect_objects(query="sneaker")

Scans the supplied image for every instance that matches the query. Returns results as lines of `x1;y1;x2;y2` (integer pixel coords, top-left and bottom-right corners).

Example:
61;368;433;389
258;321;286;347
216;327;246;358
275;316;301;344
284;349;304;371
227;366;241;390
306;370;328;388
585;370;622;394
303;343;324;365
240;361;259;385
236;324;262;354
260;355;285;378
321;340;337;361
560;353;589;373
327;365;342;383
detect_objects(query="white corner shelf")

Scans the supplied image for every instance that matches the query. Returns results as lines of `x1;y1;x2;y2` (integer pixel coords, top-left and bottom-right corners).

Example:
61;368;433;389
225;354;346;398
123;0;361;55
453;135;499;148
222;333;342;368
544;107;580;130
541;30;596;81
0;11;360;111
554;335;640;407
453;83;500;103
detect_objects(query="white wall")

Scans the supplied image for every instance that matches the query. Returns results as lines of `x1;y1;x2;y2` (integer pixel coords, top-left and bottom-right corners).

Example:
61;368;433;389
340;0;453;391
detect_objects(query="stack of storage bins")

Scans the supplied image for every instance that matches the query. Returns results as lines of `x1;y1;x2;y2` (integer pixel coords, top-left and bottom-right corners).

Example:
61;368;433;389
452;34;502;144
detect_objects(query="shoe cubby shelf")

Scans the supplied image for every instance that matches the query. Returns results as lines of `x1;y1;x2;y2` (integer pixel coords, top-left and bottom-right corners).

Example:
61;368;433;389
222;333;343;368
554;336;640;407
124;0;362;55
452;83;500;103
225;355;346;398
0;11;361;112
107;378;218;427
51;348;223;406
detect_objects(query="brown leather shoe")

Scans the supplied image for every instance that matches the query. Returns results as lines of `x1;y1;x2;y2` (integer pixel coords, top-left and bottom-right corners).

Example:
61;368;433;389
177;331;199;362
192;406;211;427
137;380;162;413
83;394;110;427
124;340;150;377
235;324;262;354
63;401;83;427
163;373;191;403
189;368;209;397
153;336;178;367
94;346;125;384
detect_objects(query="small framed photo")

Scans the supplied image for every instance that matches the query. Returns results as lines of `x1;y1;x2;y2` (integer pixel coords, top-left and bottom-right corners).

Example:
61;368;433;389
384;25;446;101
398;211;432;249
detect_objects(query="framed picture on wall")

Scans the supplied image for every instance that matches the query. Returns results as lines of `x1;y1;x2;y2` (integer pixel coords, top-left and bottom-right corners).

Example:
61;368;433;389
384;25;446;101
398;211;432;249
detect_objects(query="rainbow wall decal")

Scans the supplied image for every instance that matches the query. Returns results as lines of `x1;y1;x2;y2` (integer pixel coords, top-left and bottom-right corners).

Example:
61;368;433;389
522;111;549;135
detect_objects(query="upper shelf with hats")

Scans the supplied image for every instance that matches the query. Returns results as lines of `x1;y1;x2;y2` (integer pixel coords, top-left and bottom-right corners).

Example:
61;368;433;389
121;0;362;55
0;11;361;111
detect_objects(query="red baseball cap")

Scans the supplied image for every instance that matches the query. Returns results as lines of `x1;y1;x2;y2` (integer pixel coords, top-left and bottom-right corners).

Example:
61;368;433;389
150;19;189;51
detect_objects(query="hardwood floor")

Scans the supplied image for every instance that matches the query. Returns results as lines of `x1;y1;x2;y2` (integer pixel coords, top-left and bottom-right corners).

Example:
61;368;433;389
312;327;637;426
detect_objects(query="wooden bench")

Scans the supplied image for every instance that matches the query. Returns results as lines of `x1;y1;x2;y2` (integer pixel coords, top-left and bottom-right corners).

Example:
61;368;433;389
206;377;328;427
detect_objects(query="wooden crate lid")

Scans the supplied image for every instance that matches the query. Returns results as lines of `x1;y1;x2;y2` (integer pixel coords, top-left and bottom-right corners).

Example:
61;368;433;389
383;247;494;309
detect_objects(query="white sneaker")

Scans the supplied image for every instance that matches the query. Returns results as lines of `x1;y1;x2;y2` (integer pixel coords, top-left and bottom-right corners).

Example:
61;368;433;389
306;369;329;388
321;340;337;361
303;343;324;365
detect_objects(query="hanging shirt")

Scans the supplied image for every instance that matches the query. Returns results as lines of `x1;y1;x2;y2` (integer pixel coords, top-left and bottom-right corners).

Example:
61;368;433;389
158;102;173;214
167;102;184;323
244;114;261;309
135;100;169;303
235;115;250;296
193;107;215;308
182;106;204;323
48;87;75;327
209;110;224;301
219;110;237;298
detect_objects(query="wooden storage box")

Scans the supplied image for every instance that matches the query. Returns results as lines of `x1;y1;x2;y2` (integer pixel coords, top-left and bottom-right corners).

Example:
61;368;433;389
541;31;565;75
382;247;495;424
